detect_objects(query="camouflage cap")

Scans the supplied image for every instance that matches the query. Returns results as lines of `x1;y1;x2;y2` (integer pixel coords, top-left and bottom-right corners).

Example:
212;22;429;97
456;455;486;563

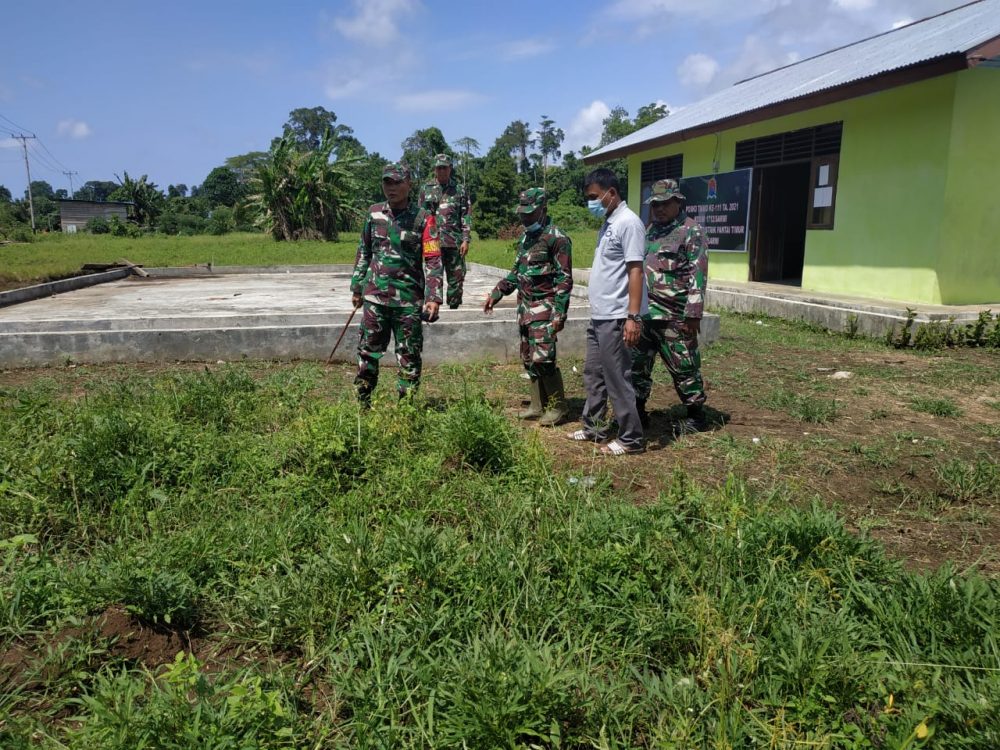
515;187;546;214
382;162;410;181
433;153;452;167
644;178;685;203
423;184;442;207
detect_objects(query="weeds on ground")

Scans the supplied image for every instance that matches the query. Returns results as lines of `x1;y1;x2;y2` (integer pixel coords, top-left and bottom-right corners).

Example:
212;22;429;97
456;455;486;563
762;386;840;423
1;366;999;748
909;397;964;418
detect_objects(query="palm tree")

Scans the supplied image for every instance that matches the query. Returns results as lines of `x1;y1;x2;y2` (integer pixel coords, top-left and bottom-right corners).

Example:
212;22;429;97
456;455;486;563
113;172;164;227
247;129;362;241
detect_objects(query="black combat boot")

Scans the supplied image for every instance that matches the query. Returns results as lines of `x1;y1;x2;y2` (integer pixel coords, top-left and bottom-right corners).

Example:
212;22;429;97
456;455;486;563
636;398;650;428
674;404;709;435
518;378;544;420
538;369;568;427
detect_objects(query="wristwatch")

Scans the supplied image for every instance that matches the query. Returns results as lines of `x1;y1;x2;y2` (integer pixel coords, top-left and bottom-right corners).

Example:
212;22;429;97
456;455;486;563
626;313;643;323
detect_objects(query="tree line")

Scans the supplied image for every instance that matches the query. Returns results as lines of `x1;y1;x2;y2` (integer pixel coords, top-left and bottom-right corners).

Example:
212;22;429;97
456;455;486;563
0;103;667;243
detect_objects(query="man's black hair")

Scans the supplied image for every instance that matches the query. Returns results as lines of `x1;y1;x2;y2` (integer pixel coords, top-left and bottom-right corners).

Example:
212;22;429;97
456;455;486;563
584;167;620;194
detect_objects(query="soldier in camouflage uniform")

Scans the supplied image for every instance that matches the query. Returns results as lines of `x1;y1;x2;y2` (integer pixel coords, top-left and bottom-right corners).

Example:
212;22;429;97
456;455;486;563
632;179;709;434
351;162;443;404
484;188;573;426
419;154;471;309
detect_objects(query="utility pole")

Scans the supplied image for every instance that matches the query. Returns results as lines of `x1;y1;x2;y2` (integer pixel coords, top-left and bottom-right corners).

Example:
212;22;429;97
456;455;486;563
63;170;79;198
15;134;37;232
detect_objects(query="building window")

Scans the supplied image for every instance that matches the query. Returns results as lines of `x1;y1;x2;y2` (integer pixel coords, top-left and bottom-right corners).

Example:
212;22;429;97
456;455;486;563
639;154;683;223
734;122;842;169
808;155;839;229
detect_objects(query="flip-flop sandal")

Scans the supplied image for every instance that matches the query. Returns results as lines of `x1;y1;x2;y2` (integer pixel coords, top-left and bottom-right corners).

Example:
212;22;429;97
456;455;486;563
565;429;601;442
600;439;645;456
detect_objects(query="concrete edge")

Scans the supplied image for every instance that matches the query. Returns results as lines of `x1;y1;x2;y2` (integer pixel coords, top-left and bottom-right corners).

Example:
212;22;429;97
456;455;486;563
0;312;720;368
705;285;986;339
0;268;131;309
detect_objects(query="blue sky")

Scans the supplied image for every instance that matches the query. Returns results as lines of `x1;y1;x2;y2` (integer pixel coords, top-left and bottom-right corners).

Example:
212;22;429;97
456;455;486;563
0;0;961;196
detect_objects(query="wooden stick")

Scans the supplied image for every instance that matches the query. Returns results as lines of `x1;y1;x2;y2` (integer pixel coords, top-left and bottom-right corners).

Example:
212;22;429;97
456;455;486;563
117;257;149;277
326;302;361;365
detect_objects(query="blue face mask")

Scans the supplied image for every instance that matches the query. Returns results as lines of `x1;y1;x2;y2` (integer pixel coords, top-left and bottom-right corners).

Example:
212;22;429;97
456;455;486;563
587;190;609;218
524;220;543;233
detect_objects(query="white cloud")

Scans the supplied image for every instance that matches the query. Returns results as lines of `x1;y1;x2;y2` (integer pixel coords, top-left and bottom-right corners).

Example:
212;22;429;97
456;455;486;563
0;137;19;149
891;16;914;28
501;38;555;60
56;119;92;139
332;0;420;47
565;99;611;153
394;89;486;112
678;53;720;88
832;0;876;10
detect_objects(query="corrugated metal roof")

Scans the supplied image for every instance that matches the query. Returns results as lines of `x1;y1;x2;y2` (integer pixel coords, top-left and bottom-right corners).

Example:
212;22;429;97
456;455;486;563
587;0;1000;160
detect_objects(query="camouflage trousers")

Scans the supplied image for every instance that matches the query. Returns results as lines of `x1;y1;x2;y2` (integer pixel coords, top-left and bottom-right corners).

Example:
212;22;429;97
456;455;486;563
355;302;423;401
631;320;706;407
442;245;466;308
519;320;557;380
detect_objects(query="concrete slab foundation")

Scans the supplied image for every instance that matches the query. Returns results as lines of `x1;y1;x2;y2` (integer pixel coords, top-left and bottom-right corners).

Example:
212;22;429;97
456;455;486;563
707;280;998;338
0;263;720;368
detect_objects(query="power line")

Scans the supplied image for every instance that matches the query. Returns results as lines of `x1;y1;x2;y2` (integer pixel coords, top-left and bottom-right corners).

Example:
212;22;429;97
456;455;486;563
36;136;72;172
26;142;64;175
13;134;37;231
0;112;33;133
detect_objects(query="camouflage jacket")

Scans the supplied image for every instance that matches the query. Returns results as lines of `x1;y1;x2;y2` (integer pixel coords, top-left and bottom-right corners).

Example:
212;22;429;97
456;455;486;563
351;200;443;307
419;178;471;247
489;217;572;326
644;213;708;321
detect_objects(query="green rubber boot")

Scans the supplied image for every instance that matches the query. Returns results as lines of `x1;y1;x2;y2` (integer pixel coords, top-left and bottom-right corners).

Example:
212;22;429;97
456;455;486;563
518;377;544;419
538;369;568;427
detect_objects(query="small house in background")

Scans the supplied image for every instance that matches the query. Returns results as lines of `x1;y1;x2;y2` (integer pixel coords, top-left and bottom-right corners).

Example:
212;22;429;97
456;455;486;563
58;200;131;233
585;0;1000;306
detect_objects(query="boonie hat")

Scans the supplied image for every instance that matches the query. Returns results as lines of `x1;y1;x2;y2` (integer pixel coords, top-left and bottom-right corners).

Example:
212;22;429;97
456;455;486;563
516;187;546;214
433;153;452;167
644;178;685;203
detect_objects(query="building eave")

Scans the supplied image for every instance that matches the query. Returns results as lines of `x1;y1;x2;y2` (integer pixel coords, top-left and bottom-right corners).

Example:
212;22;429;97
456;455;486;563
583;52;973;164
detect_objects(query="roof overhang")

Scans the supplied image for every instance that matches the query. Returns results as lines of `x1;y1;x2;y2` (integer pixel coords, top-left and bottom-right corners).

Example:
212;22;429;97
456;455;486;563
583;43;997;164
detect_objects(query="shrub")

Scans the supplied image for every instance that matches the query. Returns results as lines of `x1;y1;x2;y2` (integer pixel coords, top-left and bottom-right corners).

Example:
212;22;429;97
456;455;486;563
85;216;109;234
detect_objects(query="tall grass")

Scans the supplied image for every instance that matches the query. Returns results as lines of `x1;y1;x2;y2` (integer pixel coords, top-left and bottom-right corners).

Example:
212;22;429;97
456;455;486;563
1;366;998;747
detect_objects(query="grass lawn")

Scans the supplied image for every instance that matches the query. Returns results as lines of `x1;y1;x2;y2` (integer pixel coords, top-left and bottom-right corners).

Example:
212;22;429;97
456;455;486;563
1;311;998;747
0;231;598;290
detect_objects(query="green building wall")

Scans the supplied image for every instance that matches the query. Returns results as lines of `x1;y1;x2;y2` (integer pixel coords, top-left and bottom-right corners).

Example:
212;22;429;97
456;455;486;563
626;68;1000;305
938;67;1000;304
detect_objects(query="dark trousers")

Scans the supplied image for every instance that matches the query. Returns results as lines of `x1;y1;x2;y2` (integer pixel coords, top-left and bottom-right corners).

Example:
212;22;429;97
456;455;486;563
581;318;644;449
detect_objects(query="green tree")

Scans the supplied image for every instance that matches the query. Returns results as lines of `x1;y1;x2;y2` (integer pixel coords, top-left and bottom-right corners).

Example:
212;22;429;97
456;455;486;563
0;185;11;202
74;180;119;202
599;106;633;147
225;151;271;187
273;106;357;153
499;120;534;174
110;172;165;227
452;136;480;186
200;166;243;207
26;180;55;201
400;126;452;187
633;102;668;129
536;115;564;190
247;129;362;242
167;184;188;198
473;143;518;239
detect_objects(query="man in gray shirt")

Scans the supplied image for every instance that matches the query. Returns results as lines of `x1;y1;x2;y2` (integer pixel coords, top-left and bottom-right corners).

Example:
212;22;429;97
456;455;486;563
566;168;647;455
